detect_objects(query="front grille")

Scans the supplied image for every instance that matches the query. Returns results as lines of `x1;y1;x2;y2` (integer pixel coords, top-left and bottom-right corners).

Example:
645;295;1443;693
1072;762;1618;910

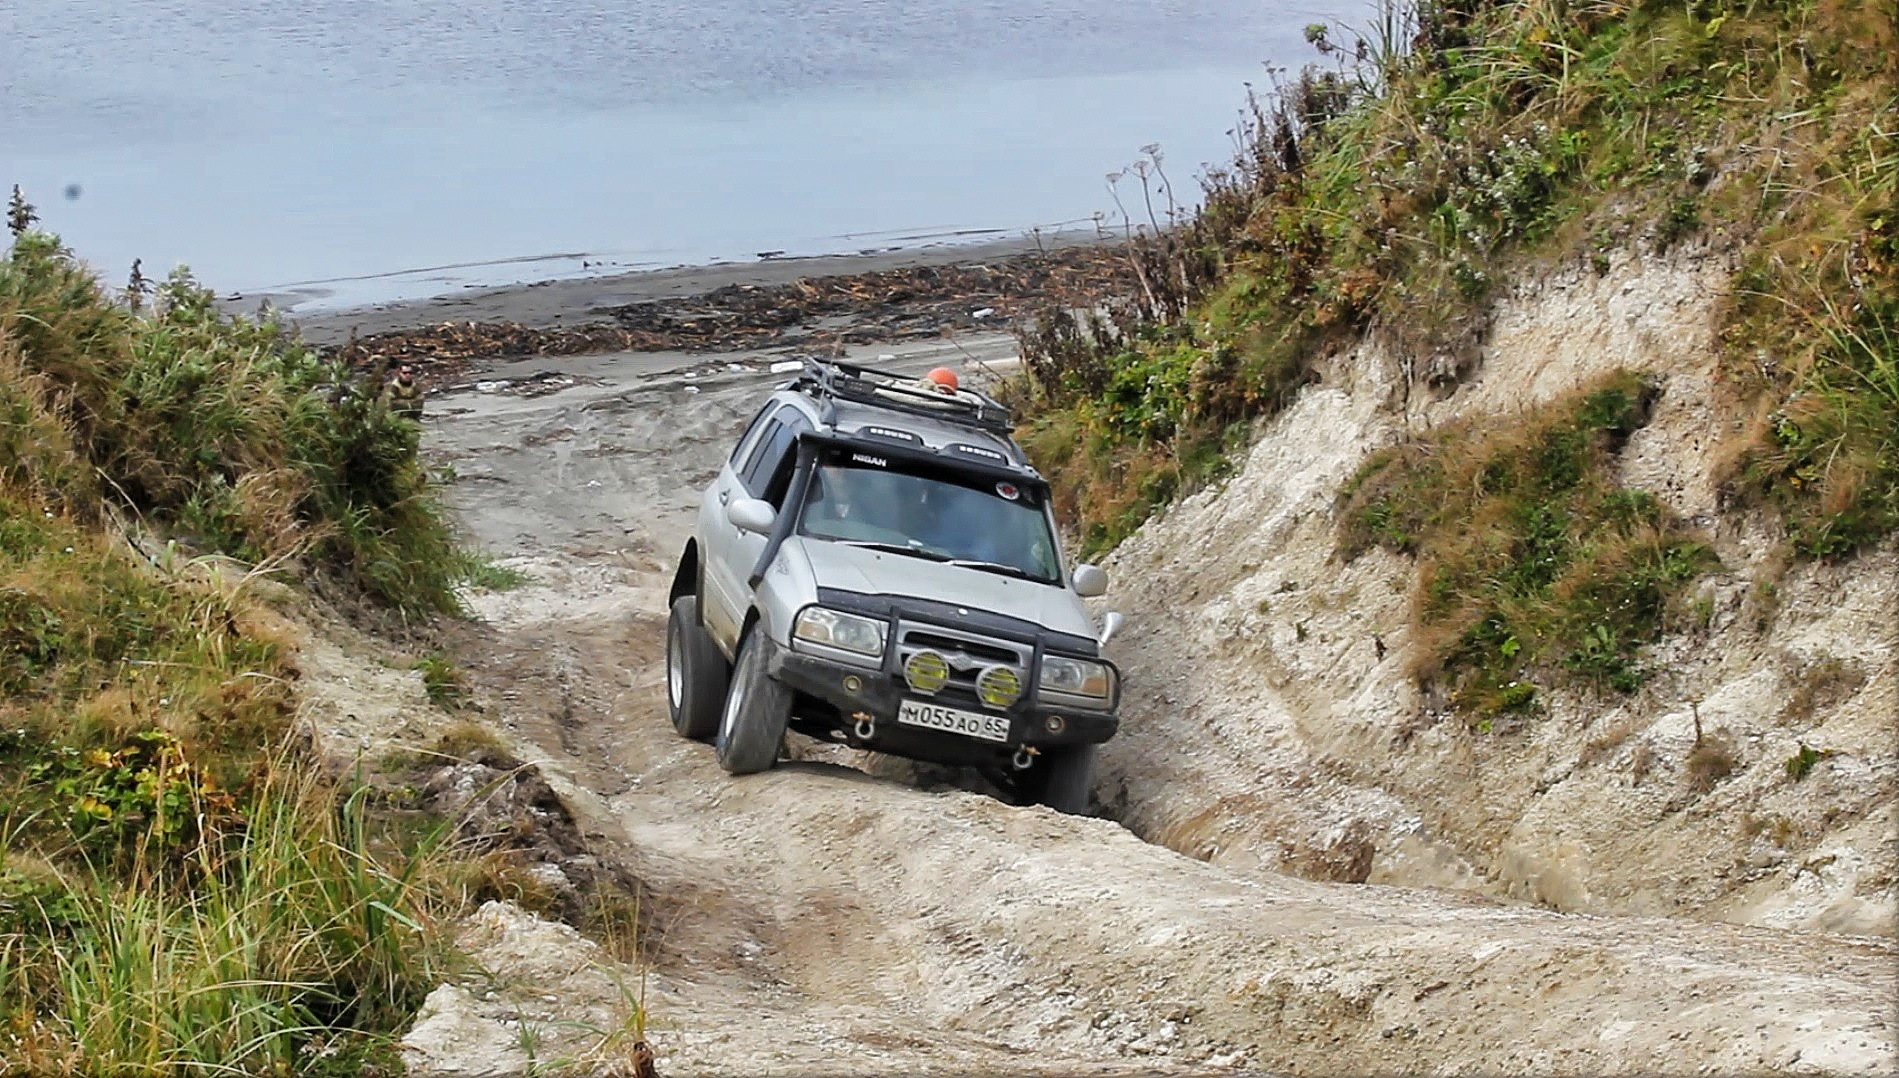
900;629;1021;665
896;621;1029;709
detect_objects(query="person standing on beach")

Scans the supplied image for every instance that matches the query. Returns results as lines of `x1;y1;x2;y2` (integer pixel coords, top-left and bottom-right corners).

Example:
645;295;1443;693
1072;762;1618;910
385;363;424;420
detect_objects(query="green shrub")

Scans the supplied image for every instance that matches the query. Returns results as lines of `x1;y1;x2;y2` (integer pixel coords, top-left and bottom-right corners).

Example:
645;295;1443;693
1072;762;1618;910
1;232;472;615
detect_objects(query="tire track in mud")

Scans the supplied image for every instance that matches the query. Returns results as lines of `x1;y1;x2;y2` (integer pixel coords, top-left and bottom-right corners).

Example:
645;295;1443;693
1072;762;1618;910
428;340;1896;1076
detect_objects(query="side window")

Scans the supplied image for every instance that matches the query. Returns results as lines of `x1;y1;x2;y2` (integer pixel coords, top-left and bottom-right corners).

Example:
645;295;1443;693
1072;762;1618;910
727;403;775;468
759;413;811;508
737;417;783;490
739;407;808;503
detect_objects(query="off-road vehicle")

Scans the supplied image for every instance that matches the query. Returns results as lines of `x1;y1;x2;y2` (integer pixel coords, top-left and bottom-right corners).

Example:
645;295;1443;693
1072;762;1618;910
665;358;1123;814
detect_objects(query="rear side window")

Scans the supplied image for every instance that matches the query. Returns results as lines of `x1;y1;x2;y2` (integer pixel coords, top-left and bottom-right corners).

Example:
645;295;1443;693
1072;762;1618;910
739;407;810;505
738;417;784;488
728;403;775;467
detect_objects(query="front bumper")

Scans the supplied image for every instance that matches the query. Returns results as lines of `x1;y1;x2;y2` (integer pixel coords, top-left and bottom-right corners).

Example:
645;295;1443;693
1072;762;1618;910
764;637;1119;761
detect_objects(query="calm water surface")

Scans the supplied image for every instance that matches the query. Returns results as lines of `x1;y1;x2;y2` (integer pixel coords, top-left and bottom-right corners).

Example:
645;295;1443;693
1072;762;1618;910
3;1;1365;306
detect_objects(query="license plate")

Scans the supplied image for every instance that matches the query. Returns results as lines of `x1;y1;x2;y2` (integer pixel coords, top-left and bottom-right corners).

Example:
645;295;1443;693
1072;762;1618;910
896;699;1011;743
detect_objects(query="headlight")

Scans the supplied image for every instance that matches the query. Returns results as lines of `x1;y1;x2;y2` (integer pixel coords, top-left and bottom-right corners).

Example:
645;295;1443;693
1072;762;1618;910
792;607;887;658
1040;655;1114;700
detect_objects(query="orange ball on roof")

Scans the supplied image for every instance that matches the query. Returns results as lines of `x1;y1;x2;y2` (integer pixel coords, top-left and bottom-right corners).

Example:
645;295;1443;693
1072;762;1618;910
925;366;960;392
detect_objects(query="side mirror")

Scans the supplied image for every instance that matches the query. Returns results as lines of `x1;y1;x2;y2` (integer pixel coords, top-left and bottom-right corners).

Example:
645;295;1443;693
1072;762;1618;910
1072;563;1109;598
727;498;777;536
1099;611;1125;647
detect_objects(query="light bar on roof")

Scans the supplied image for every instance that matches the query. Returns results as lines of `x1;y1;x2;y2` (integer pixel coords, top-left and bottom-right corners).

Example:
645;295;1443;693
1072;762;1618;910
946;443;1007;463
857;425;924;443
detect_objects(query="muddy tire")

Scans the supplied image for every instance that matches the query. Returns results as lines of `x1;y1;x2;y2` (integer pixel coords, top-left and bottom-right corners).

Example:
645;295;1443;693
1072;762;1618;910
715;629;792;775
1020;744;1097;815
667;595;728;741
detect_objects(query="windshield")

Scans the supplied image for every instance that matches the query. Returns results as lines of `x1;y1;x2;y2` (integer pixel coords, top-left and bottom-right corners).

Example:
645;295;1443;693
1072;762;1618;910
798;457;1062;584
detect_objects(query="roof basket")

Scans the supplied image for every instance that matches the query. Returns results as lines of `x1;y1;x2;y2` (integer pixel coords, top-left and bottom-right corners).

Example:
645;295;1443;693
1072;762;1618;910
791;356;1015;435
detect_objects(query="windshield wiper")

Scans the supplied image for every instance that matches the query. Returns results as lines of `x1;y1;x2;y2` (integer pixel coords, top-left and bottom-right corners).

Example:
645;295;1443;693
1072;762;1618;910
946;559;1032;580
838;540;950;562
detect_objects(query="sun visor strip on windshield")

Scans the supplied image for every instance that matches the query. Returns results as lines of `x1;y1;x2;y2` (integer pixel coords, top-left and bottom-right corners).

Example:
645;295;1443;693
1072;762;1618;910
813;587;1101;659
801;429;1040;488
748;439;820;591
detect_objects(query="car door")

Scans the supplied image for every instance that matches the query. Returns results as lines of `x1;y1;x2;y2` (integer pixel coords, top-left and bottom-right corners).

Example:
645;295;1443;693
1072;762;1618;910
701;405;774;650
729;409;811;624
703;405;808;650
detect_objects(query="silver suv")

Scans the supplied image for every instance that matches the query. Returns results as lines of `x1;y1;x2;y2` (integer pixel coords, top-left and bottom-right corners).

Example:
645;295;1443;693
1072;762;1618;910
665;358;1122;814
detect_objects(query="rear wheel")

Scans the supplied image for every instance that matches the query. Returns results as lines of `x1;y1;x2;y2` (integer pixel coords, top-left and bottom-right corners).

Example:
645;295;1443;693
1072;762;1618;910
667;595;728;741
1017;744;1097;816
715;629;793;775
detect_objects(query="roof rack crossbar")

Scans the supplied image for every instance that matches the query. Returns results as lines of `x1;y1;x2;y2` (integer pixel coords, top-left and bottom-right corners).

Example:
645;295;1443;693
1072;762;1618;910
791;356;1015;436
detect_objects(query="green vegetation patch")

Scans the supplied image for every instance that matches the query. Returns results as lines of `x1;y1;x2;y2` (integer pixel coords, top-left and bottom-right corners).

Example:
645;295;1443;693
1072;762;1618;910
0;495;287;788
1339;371;1717;721
2;227;475;616
1;215;494;1074
0;495;455;1075
1;767;453;1076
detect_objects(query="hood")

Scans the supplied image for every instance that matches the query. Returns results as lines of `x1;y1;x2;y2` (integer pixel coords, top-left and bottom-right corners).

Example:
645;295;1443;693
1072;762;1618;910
785;537;1100;641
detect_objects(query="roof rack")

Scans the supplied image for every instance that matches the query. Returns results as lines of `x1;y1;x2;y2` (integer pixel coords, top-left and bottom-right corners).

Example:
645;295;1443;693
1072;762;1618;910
791;356;1016;436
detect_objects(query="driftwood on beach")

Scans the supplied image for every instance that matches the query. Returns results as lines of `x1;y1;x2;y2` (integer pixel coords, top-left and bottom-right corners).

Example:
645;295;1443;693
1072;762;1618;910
324;244;1140;386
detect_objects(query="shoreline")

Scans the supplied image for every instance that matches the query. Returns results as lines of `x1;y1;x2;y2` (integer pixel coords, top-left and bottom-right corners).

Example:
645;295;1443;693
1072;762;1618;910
277;228;1118;346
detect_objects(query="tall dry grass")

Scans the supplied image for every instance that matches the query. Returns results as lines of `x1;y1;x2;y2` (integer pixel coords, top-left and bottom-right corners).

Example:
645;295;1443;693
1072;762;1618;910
3;761;454;1076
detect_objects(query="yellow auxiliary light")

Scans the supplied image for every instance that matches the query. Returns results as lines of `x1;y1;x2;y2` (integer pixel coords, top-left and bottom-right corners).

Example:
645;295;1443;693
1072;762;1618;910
903;651;950;694
975;665;1023;709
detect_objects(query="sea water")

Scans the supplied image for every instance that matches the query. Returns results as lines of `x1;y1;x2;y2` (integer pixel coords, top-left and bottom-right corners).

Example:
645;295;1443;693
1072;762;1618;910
2;0;1369;306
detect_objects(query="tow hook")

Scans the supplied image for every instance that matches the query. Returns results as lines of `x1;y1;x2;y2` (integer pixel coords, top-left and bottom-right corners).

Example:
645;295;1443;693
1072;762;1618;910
1011;746;1037;771
853;716;877;741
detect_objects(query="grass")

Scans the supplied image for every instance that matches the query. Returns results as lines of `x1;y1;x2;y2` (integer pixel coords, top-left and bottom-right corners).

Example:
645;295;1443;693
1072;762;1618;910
462;559;532;593
0;495;290;813
0;213;561;1073
1;226;480;617
1;759;454;1075
1006;0;1897;716
0;471;461;1074
1338;370;1717;720
416;653;471;711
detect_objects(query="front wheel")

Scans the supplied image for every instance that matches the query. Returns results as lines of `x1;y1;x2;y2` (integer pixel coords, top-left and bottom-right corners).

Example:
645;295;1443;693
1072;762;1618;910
1016;744;1097;816
715;629;793;775
667;595;728;740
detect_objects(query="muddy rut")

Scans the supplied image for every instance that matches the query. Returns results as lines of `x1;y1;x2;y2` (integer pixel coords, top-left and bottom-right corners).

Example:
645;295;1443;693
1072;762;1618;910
415;338;1895;1076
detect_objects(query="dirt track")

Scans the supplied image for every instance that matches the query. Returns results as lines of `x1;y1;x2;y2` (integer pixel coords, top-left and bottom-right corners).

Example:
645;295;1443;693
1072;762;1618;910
348;319;1899;1076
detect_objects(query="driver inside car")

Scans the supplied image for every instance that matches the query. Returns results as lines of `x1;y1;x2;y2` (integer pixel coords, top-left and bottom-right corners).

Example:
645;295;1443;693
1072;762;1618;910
805;467;899;540
803;471;854;533
913;484;1010;565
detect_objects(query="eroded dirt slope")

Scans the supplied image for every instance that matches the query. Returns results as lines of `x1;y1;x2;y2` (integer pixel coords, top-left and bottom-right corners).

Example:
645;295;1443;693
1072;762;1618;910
1094;245;1899;937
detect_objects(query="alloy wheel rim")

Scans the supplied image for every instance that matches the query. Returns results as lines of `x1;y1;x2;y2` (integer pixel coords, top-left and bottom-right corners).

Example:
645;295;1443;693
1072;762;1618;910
667;618;684;710
719;648;747;744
